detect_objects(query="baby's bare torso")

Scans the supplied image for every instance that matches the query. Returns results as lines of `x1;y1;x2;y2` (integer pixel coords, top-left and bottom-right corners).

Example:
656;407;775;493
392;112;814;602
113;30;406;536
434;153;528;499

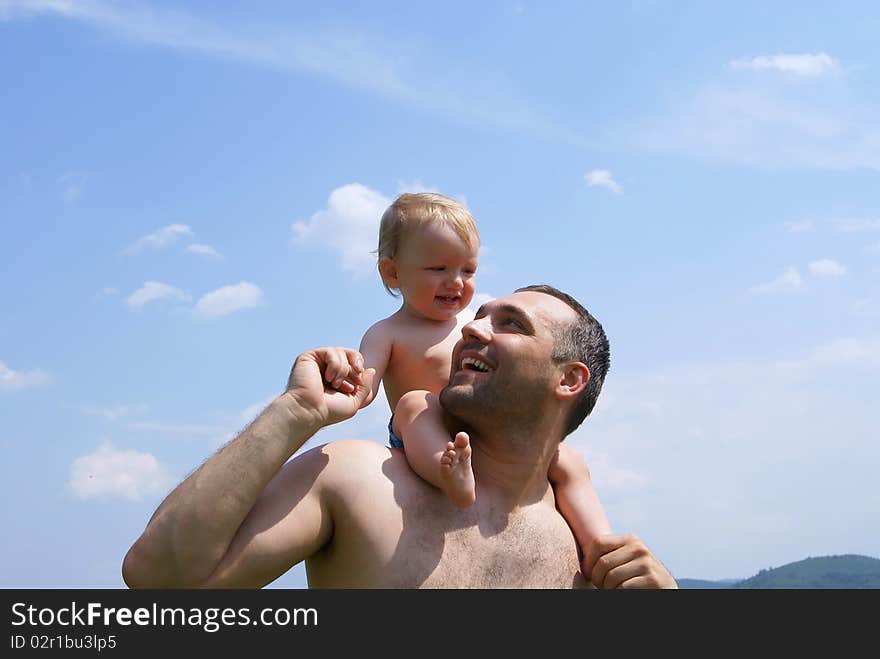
369;311;472;409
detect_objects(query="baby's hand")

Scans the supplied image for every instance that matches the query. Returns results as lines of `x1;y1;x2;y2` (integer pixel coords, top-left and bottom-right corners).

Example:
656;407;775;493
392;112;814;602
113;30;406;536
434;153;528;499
323;350;365;394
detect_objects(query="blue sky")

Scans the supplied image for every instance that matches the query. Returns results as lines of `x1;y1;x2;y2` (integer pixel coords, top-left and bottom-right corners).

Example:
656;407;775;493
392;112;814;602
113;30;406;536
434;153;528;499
1;1;878;587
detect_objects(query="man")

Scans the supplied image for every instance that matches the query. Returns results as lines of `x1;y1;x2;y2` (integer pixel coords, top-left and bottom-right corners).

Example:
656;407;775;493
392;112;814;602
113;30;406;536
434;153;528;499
123;285;677;589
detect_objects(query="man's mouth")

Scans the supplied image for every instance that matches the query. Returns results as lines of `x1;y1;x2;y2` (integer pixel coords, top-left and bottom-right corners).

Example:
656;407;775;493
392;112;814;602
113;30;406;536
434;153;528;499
461;356;492;373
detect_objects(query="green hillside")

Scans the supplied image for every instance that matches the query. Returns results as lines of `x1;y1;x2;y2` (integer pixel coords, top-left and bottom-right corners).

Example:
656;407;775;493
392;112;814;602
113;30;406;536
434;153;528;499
678;554;880;589
733;554;880;589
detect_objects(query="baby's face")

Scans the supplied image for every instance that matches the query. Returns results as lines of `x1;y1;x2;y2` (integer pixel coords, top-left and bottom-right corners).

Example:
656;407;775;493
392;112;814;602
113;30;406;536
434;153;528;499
393;222;479;322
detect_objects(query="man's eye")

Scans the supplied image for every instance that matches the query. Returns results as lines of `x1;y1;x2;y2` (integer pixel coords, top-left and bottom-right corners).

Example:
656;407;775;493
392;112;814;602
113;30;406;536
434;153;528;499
504;317;523;329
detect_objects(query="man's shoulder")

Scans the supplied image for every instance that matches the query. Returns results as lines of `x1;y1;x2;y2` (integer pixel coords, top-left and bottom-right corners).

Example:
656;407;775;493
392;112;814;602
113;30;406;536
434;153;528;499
299;438;420;506
302;439;406;482
317;438;393;462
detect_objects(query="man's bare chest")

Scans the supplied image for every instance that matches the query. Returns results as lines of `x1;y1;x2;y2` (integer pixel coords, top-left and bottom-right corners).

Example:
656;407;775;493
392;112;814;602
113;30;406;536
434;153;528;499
311;495;584;589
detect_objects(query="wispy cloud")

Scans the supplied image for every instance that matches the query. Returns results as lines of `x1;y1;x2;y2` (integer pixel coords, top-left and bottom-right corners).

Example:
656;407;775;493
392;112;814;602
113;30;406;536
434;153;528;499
81;403;149;421
185;243;223;259
730;52;839;77
628;57;880;171
0;360;51;390
851;299;879;318
784;219;815;233
830;217;880;232
126;281;191;309
193;281;263;318
750;266;804;294
584;169;623;195
583;342;878;577
124;224;194;254
293;183;390;277
809;337;880;369
808;258;846;278
0;0;582;146
127;420;225;436
69;441;174;501
786;217;880;235
59;171;86;204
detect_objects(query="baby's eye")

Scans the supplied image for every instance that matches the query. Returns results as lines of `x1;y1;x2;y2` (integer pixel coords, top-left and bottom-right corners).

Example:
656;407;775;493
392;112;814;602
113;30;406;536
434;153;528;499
426;266;446;271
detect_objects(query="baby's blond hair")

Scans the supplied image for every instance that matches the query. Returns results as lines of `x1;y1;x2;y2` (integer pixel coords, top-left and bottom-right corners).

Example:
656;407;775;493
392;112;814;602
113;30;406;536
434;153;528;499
377;192;480;297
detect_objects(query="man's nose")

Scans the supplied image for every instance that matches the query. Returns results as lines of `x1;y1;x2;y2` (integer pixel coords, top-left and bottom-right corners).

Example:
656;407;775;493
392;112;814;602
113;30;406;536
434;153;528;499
462;315;491;342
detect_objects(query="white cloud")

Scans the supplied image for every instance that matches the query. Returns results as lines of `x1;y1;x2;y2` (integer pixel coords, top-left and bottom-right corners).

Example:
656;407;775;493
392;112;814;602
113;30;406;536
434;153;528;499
0;1;583;147
59;171;86;204
749;266;804;294
808;258;846;278
579;340;879;578
0;360;51;390
127;420;225;436
185;243;223;259
126;281;191;309
69;441;175;501
784;219;815;233
124;224;194;254
730;53;839;77
851;299;878;317
193;281;263;318
809;337;880;368
629;75;880;170
831;217;880;232
82;403;149;421
584;169;623;195
292;183;390;277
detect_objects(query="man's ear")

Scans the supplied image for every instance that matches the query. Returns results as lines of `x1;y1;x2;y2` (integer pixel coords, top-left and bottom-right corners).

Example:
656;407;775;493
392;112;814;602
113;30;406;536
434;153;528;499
378;256;399;289
555;362;590;401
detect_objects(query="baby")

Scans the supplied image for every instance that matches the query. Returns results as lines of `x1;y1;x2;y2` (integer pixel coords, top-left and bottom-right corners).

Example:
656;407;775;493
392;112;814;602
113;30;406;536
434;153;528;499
350;192;610;554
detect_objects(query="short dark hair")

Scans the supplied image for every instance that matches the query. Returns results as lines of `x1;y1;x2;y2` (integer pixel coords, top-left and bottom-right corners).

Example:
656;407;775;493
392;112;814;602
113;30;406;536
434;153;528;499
515;284;610;437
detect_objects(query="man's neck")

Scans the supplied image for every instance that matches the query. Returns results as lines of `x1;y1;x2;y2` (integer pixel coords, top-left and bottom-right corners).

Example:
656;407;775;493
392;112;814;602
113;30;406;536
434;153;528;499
468;432;558;510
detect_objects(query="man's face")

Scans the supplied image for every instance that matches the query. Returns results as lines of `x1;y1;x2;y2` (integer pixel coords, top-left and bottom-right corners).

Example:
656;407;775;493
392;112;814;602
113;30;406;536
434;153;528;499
440;291;576;432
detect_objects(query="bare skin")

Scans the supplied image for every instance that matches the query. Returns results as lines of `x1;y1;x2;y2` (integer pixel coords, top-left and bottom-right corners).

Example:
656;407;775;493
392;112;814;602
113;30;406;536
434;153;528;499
122;292;678;589
359;308;471;411
548;443;612;562
358;219;479;508
439;431;475;509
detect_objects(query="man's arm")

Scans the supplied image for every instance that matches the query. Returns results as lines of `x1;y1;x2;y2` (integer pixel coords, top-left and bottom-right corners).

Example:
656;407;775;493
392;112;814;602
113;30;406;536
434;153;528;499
582;534;679;589
121;347;374;588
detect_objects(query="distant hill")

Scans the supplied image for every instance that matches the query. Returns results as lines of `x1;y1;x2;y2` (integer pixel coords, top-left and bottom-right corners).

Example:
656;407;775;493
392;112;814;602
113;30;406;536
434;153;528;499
675;578;738;589
677;554;880;589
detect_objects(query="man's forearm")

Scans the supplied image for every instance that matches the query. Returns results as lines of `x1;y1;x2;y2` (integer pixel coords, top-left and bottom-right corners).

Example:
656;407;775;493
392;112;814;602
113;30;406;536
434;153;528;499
122;393;321;588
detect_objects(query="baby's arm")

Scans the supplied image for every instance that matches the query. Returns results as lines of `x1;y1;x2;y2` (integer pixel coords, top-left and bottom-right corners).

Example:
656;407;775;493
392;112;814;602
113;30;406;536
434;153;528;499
357;321;393;408
549;443;612;563
393;391;475;509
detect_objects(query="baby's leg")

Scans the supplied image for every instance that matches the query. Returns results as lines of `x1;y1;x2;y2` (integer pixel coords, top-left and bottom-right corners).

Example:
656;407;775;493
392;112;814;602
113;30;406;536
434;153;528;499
393;391;475;508
548;443;612;561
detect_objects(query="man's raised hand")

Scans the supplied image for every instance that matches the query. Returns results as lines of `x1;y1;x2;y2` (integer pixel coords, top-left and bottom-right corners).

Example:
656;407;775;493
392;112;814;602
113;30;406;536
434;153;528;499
285;347;375;428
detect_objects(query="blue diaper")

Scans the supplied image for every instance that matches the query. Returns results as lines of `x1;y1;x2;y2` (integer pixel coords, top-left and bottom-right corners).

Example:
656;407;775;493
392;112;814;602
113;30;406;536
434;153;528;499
388;415;404;449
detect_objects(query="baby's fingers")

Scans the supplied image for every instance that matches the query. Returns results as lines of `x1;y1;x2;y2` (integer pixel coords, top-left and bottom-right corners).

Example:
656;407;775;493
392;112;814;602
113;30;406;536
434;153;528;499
323;348;365;392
